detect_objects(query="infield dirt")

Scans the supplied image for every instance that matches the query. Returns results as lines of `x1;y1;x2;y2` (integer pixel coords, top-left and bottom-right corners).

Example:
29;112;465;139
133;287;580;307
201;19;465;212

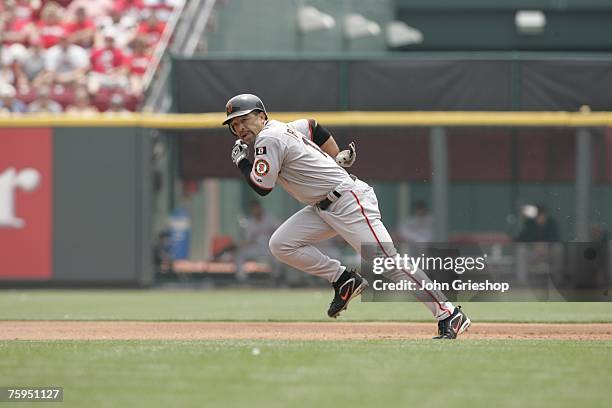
1;322;610;340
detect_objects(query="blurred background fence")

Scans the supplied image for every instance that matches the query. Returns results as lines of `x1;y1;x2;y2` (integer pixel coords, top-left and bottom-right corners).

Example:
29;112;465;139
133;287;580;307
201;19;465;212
3;113;612;287
162;112;612;290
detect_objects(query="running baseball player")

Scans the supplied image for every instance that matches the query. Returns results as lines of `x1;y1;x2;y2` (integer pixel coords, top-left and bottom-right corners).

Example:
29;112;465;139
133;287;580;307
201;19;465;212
223;94;471;339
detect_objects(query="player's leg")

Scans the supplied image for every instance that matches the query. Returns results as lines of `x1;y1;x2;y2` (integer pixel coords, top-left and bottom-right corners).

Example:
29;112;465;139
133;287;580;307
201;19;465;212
320;183;457;321
268;205;343;283
269;205;368;318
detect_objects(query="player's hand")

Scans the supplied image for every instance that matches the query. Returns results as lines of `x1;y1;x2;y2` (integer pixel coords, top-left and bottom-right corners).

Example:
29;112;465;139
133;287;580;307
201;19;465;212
335;142;356;167
231;140;249;166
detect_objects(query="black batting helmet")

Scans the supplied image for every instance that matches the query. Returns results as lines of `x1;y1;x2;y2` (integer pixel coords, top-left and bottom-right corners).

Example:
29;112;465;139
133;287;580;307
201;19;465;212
222;94;267;128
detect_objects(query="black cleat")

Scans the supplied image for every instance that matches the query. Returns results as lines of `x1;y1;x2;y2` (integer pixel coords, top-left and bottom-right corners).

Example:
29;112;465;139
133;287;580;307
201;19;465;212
433;306;471;339
327;269;368;318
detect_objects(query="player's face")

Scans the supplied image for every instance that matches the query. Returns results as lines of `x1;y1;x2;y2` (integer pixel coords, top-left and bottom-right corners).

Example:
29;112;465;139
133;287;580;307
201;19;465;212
230;112;265;144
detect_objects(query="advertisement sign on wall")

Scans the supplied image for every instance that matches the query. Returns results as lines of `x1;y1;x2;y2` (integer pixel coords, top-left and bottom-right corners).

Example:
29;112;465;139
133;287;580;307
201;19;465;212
0;128;52;279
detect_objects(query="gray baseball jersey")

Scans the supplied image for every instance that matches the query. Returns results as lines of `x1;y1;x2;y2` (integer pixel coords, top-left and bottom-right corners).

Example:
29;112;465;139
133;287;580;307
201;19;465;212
248;119;354;205
251;119;456;321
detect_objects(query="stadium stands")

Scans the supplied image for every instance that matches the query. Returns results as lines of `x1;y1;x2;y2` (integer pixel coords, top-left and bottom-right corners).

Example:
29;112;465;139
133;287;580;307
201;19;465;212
0;0;182;112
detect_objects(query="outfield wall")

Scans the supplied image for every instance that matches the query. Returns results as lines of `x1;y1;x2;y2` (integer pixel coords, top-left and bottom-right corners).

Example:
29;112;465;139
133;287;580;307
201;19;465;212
0;123;152;285
2;112;611;283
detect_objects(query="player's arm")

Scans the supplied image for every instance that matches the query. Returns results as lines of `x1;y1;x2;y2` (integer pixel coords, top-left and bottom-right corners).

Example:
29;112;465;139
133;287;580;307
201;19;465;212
238;160;272;196
308;119;337;154
231;141;271;196
231;139;281;196
307;119;356;168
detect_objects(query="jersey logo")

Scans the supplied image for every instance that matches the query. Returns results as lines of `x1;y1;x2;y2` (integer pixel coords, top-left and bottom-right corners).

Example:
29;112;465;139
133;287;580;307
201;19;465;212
254;159;270;176
256;146;267;155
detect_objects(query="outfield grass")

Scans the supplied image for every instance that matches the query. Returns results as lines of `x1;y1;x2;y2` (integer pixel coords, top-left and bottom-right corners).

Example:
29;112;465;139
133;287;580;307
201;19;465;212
1;289;611;322
1;290;611;408
2;289;610;408
1;339;609;408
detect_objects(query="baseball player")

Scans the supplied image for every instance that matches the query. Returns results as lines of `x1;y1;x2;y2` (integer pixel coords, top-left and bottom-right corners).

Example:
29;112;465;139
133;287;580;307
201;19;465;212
223;94;471;339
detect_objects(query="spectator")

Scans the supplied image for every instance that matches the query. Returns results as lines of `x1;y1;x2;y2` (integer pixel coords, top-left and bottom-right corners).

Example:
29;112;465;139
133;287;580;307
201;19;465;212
27;86;63;113
34;2;67;49
0;82;27;113
64;7;96;48
95;5;137;49
0;59;16;87
516;204;560;242
1;43;28;73
142;0;183;22
88;29;128;93
43;36;90;88
1;41;29;92
397;200;434;245
12;0;38;22
13;38;46;91
66;0;114;20
105;92;130;113
235;200;281;282
0;7;34;46
126;35;151;95
137;12;166;48
50;0;75;8
113;0;145;22
65;86;98;113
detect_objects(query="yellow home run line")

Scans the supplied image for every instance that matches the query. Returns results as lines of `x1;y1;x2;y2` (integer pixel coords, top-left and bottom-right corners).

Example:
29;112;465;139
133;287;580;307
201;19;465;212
0;111;611;128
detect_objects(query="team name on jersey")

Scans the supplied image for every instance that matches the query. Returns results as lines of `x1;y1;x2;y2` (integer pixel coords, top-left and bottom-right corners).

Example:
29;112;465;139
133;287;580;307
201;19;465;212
286;127;300;139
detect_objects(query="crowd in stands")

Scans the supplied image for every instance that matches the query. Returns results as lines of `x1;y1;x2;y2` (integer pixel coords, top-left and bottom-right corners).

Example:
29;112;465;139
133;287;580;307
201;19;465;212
0;0;182;113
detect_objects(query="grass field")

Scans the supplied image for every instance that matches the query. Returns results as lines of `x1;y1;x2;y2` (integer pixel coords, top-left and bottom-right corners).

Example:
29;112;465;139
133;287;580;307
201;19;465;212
1;289;611;408
2;289;612;322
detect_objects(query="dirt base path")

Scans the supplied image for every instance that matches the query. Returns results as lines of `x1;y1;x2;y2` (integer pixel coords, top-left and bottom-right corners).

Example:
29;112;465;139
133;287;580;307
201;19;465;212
1;321;610;340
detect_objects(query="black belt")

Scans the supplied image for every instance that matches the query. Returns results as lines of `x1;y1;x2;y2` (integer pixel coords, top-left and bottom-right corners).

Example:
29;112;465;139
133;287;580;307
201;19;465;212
316;190;342;210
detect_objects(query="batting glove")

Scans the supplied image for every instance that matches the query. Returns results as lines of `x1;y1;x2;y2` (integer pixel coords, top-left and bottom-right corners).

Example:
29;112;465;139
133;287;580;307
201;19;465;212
335;141;356;168
231;140;249;166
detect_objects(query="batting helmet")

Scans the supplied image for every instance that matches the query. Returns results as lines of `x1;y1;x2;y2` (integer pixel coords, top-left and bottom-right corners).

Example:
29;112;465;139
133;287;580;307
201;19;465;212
222;94;267;127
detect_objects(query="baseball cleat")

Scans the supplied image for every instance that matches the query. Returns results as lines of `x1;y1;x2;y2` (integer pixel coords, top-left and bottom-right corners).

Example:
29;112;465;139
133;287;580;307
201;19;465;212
433;306;471;339
327;269;368;318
